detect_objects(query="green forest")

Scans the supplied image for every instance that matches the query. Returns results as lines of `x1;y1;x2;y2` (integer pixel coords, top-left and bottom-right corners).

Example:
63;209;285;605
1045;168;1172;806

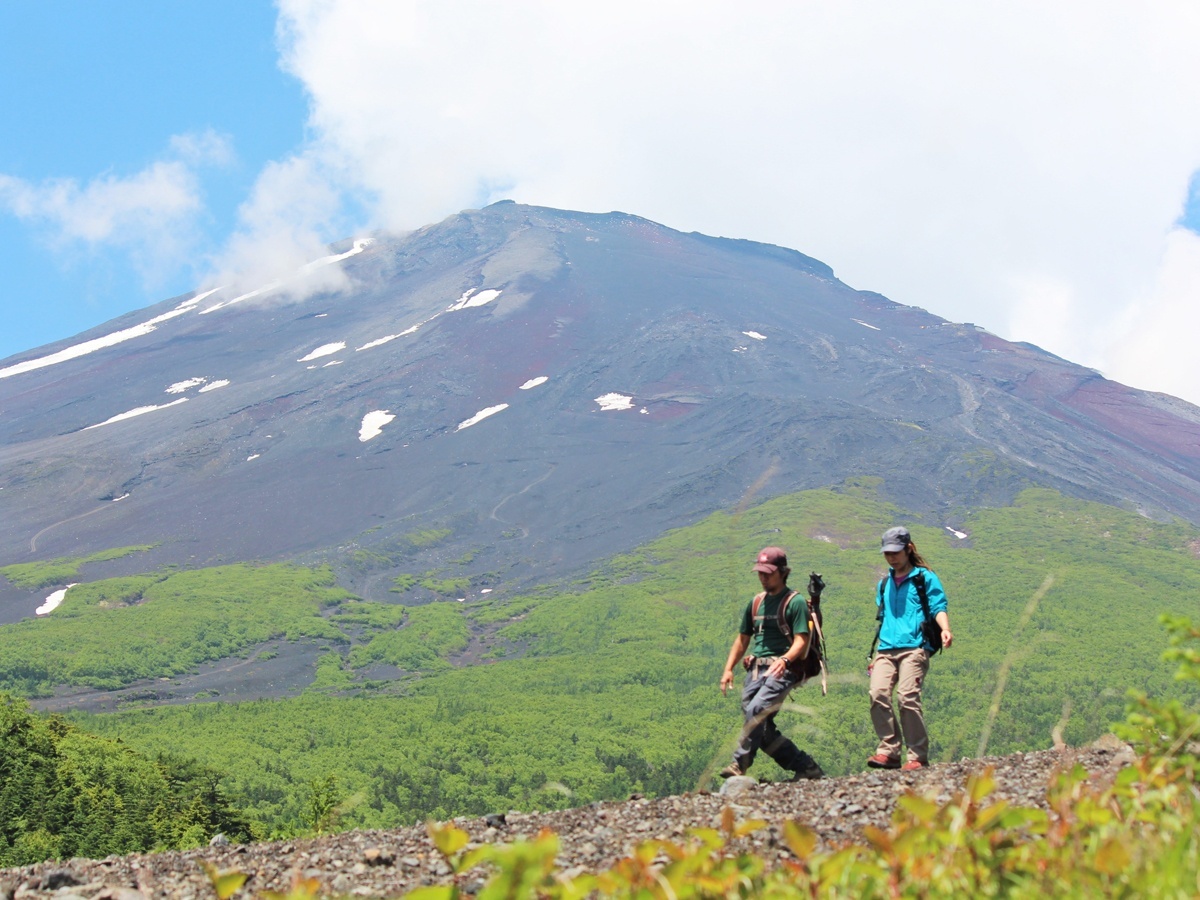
0;694;251;867
1;483;1199;856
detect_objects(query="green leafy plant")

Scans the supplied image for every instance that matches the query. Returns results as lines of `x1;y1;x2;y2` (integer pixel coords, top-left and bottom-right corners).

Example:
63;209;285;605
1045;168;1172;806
306;774;342;835
0;545;156;589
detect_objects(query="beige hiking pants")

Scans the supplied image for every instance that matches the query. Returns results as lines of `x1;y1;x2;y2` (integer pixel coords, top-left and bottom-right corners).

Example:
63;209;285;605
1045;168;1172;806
869;647;930;763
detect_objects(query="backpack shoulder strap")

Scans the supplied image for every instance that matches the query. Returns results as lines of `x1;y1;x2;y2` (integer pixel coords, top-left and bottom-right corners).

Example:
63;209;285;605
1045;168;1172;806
911;570;932;617
867;577;887;662
776;589;800;643
750;592;766;633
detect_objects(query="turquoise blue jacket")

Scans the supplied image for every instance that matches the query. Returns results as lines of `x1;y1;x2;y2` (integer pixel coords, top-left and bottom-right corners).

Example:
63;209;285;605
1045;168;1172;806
876;566;947;651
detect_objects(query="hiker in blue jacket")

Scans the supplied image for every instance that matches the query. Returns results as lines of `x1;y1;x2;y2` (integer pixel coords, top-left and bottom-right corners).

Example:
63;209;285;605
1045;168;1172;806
867;526;953;771
718;546;824;781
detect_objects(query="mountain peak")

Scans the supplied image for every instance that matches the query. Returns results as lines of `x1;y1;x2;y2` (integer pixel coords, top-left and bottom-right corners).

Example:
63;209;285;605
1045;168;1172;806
2;205;1199;617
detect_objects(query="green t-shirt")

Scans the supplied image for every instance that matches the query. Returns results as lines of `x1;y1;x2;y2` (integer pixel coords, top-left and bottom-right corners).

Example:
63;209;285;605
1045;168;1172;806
739;589;810;658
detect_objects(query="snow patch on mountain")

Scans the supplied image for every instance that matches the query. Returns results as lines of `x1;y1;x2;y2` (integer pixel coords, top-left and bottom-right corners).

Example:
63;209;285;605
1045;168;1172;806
457;404;509;431
303;238;374;274
359;410;396;442
0;288;221;381
447;288;502;312
743;331;767;341
166;377;208;394
84;398;189;430
595;393;634;411
36;584;78;616
299;342;346;362
201;239;375;316
200;283;277;316
354;289;501;353
199;380;229;393
358;334;401;351
519;376;549;390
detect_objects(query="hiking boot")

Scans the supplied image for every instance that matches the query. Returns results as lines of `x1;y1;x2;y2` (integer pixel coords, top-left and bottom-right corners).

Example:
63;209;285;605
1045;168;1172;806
789;761;825;781
718;763;744;779
901;759;925;771
866;753;901;769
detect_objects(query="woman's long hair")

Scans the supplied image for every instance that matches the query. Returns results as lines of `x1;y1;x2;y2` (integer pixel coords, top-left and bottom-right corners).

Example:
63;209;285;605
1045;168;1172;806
906;541;929;569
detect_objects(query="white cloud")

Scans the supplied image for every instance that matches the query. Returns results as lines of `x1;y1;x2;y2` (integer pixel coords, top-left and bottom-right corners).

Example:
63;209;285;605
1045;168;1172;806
0;131;232;286
168;128;235;167
1106;227;1200;399
207;152;353;301
262;1;1200;402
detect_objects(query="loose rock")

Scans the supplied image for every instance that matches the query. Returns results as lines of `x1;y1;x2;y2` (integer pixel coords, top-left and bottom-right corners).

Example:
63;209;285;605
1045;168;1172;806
0;744;1135;898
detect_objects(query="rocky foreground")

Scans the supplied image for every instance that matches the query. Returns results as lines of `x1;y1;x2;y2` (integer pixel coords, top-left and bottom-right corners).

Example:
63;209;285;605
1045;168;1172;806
2;741;1135;900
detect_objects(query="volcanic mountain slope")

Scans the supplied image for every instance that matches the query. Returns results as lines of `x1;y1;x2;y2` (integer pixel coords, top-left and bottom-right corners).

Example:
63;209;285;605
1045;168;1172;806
2;202;1199;618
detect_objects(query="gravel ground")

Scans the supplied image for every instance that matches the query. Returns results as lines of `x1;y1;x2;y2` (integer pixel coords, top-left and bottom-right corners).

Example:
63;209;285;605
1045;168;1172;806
0;741;1135;900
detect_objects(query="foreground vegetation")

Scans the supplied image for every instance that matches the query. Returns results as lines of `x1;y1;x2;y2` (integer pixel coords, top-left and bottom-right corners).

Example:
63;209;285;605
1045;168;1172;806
1;484;1198;841
0;694;251;867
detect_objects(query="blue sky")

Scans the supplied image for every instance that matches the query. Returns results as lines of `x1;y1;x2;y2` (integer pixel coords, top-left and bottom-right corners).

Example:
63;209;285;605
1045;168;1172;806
3;2;1200;405
0;1;305;353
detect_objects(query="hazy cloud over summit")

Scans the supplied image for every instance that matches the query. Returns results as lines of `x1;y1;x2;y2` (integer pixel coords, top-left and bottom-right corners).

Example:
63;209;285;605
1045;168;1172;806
240;0;1200;402
3;2;1199;405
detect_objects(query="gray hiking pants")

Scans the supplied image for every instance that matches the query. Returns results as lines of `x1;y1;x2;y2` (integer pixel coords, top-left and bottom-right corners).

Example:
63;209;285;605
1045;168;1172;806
732;661;815;774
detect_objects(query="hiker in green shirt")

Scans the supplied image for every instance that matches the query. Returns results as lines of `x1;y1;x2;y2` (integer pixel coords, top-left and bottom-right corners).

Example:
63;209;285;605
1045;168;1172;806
718;546;824;781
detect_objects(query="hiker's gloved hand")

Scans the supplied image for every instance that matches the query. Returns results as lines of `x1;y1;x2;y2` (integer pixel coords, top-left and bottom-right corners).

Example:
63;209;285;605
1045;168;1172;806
808;572;825;599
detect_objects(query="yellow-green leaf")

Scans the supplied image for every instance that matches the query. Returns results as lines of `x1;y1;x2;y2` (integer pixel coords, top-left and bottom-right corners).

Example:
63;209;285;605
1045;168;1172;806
782;820;816;858
1094;837;1132;874
428;821;470;857
733;818;768;837
200;863;249;900
966;770;997;803
896;794;938;822
404;887;457;900
862;824;892;852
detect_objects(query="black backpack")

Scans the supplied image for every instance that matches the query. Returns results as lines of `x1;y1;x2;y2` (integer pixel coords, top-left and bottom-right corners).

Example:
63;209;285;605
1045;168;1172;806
867;570;943;661
750;587;828;694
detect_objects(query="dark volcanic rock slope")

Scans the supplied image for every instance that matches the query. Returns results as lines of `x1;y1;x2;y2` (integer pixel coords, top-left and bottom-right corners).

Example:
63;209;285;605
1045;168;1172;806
2;202;1199;606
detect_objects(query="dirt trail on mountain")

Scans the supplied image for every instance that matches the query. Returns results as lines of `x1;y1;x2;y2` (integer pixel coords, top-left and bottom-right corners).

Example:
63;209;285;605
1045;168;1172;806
489;463;557;538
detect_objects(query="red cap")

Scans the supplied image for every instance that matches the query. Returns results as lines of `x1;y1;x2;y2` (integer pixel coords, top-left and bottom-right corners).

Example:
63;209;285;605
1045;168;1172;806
752;546;788;574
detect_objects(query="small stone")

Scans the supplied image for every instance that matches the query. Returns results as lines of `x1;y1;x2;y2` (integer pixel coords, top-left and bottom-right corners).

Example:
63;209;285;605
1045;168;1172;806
719;775;759;798
95;889;149;900
42;870;83;890
363;847;394;867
